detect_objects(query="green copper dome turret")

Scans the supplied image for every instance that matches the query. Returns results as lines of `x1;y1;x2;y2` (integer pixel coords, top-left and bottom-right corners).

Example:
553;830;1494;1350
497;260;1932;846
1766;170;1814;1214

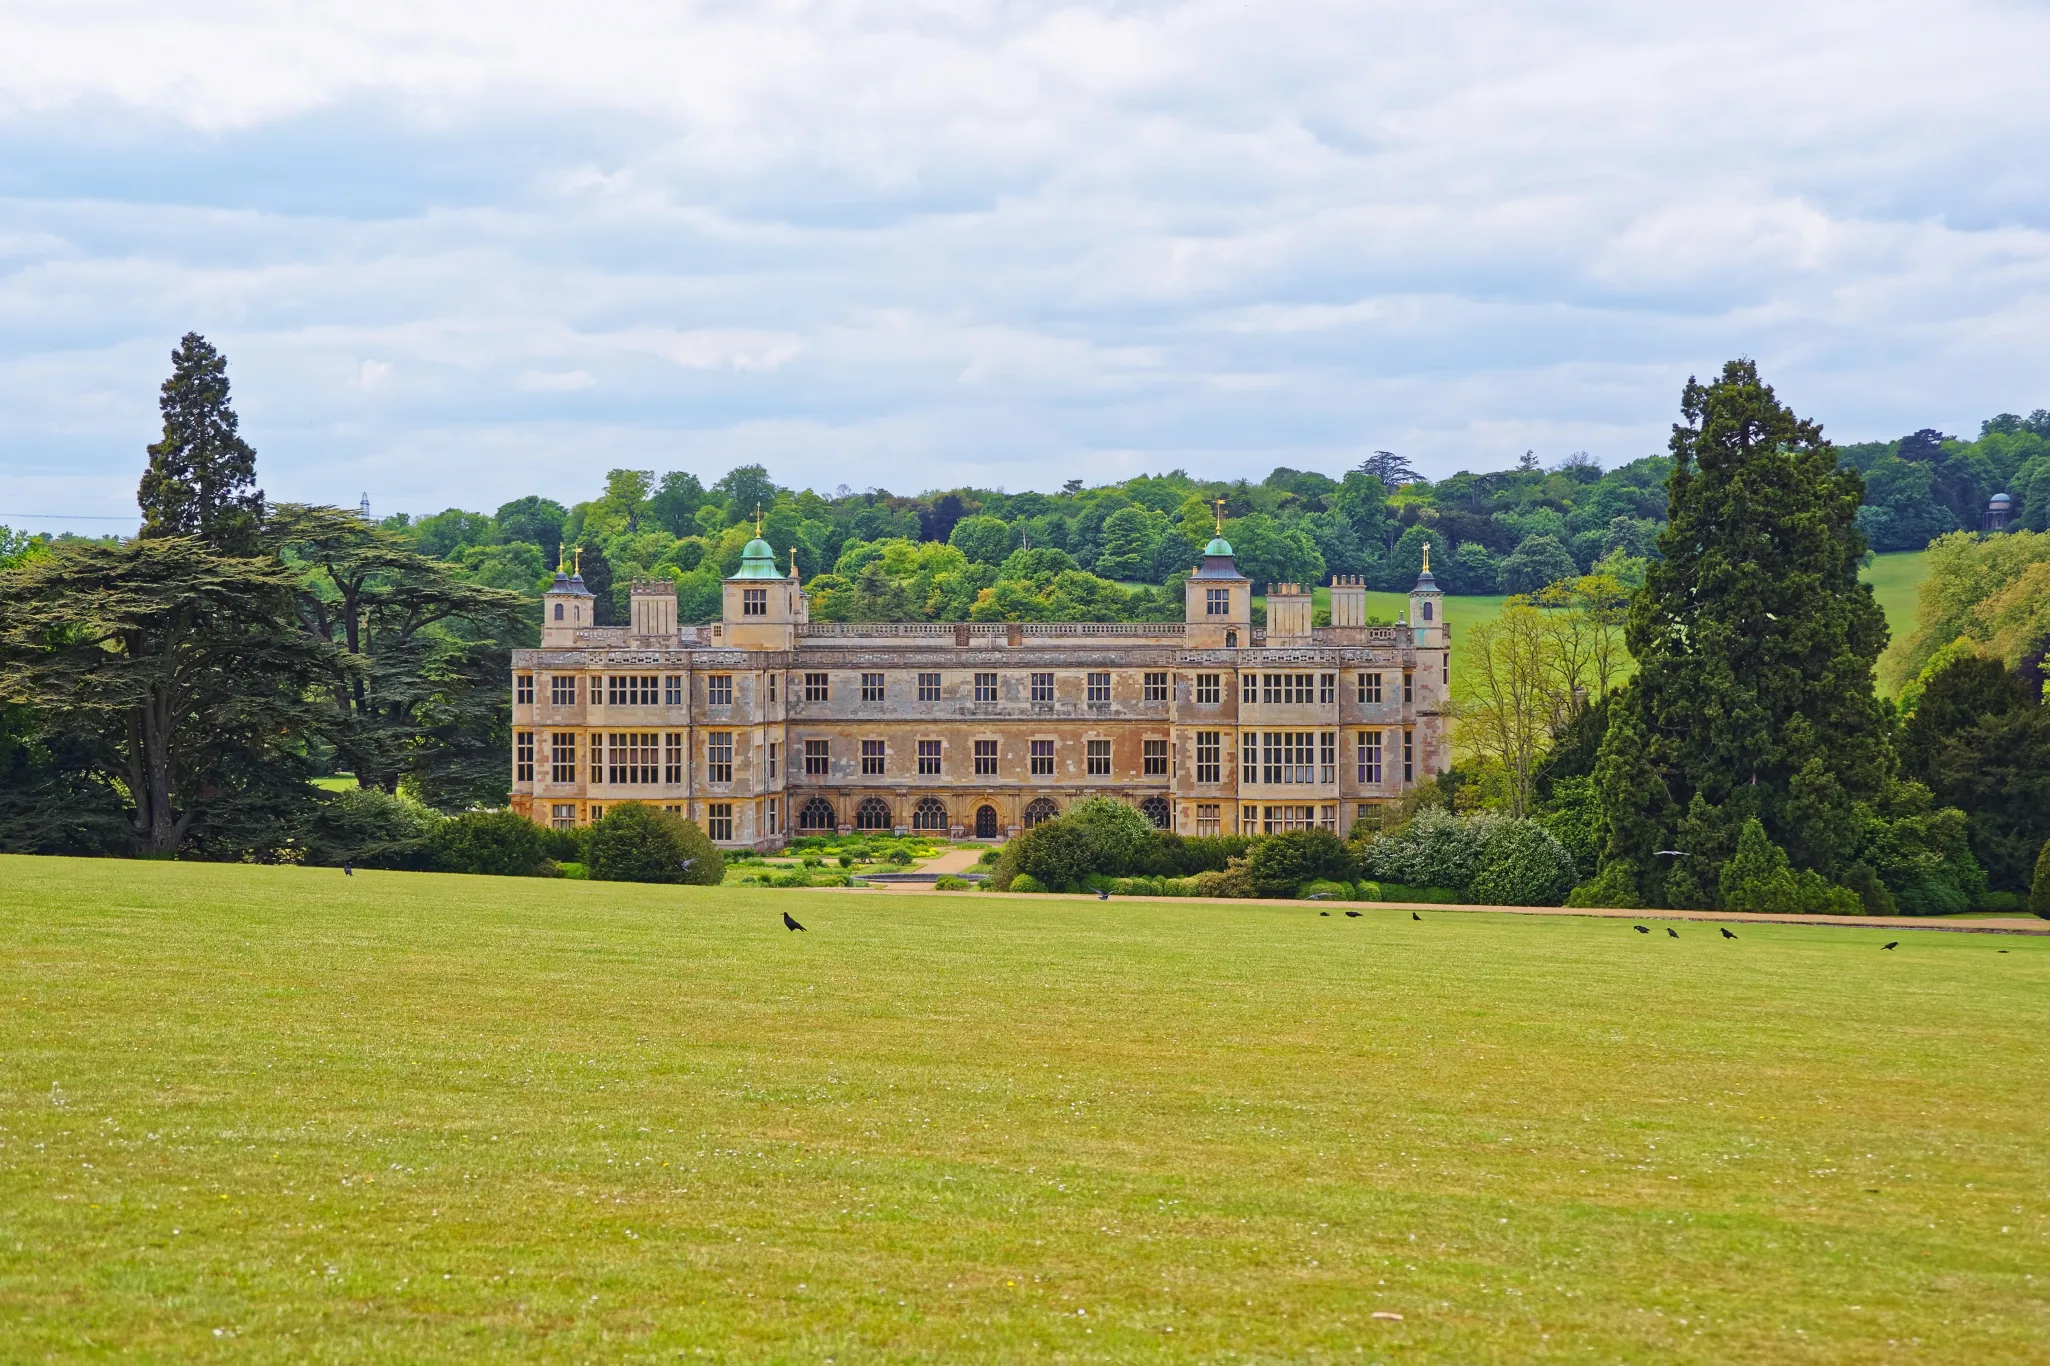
729;537;784;579
1203;535;1234;558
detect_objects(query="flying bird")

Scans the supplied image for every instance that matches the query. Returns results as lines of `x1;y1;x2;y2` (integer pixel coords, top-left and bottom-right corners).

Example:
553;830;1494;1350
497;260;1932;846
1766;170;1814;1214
1720;927;1737;940
1634;925;1650;934
1666;927;1679;938
1345;910;1362;918
1882;941;1898;950
1307;892;1330;900
1097;889;1110;901
783;911;806;932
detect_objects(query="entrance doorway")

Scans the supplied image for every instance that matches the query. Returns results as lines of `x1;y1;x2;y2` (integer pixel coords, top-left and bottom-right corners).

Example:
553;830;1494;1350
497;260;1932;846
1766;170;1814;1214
975;805;998;839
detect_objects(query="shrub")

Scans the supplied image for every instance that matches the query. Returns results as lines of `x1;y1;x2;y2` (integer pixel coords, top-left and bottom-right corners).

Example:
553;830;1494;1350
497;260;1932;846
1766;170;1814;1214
1301;878;1354;901
1841;863;1899;916
586;803;725;885
557;861;588;880
307;786;440;870
541;825;586;864
1356;881;1461;904
1565;862;1644;909
1183;860;1256;898
1245;829;1355;897
2035;839;2050;919
1466;820;1577;906
430;810;552;877
1719;820;1861;914
1362;809;1484;893
934;875;972;890
1009;873;1047;893
1065;797;1156;872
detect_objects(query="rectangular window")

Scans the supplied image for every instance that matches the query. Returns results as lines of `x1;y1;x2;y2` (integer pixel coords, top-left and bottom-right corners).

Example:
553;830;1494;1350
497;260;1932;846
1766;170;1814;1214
706;731;733;784
665;732;684;785
516;674;534;705
861;672;885;703
1359;672;1382;705
1242;673;1257;704
1196;673;1220;705
1403;671;1414;705
515;731;534;782
1242;731;1258;779
861;739;886;776
1260;732;1319;784
707;802;733;840
1196;731;1221;784
1261;805;1318;835
1144;671;1168;702
551;675;577;706
589;804;603;823
1196;803;1221;837
1320;805;1338;833
1242;805;1257;832
707;674;732;706
918;740;942;776
766;741;778;780
805;673;829;702
766;797;779;836
1320;673;1336;705
606;732;659;785
768;674;778;703
742;587;767;617
805;739;829;776
1358;731;1381;785
550;732;578;784
1031;672;1054;704
1087;739;1111;776
1030;739;1054;776
664;674;684;706
1143;738;1168;776
1320;731;1336;784
1087;672;1111;704
974;739;997;776
975;672;997;702
550;803;577;831
1404;729;1414;783
1260;673;1317;704
607;675;660;706
1206;587;1229;616
918;672;941;702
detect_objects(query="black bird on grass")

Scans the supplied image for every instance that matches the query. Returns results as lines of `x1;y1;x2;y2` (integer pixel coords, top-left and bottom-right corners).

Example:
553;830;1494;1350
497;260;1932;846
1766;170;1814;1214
343;862;353;877
1319;911;1330;917
1720;927;1737;940
1345;910;1362;918
1411;912;1421;921
1667;927;1679;938
1883;941;1898;950
783;911;806;932
1634;925;1650;934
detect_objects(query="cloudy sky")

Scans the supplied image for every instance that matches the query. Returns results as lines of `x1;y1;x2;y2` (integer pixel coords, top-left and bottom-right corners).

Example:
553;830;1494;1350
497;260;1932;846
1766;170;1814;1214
3;0;2048;530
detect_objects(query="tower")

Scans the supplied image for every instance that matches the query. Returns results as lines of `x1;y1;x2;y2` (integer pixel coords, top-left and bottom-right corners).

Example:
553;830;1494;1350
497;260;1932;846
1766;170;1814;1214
1183;498;1251;649
542;557;595;648
1408;542;1444;650
721;515;802;650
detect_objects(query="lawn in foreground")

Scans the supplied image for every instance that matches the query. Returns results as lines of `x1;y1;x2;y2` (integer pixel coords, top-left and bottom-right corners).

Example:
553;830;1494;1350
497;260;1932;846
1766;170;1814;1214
2;857;2044;1362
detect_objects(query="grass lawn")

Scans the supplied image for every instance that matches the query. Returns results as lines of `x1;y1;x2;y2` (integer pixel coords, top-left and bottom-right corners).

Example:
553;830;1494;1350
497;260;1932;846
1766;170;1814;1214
3;856;2045;1362
1862;550;1931;651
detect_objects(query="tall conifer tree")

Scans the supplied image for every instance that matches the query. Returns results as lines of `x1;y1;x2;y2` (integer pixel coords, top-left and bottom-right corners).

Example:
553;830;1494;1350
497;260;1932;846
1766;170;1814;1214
1596;360;1889;904
137;333;264;555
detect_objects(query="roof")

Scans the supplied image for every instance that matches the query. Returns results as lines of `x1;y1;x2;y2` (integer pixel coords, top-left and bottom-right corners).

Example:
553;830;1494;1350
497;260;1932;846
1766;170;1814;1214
548;569;594;597
727;537;785;580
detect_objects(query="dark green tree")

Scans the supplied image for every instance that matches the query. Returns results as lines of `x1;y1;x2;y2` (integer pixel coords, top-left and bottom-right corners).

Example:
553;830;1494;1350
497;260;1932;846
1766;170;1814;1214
1900;655;2050;891
647;472;706;538
575;540;617;625
493;496;568;567
430;810;553;877
136;333;264;555
587;804;723;884
0;538;335;856
1594;360;1890;904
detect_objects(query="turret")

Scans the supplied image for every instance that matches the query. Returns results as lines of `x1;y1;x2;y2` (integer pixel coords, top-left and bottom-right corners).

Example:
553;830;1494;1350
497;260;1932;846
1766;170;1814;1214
629;578;678;640
1183;501;1251;649
542;564;595;647
1408;543;1444;650
721;522;801;649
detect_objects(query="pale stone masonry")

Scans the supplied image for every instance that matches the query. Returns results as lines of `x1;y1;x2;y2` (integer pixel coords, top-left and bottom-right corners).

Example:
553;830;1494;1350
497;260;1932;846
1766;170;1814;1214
509;531;1451;848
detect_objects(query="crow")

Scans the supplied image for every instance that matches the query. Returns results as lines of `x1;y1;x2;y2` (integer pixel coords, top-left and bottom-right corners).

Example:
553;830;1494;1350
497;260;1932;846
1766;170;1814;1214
1097;889;1110;901
343;862;353;877
1345;910;1363;918
1319;911;1330;917
1411;912;1421;921
783;911;806;932
1666;927;1679;938
1720;927;1737;940
1634;925;1650;934
1882;941;1898;950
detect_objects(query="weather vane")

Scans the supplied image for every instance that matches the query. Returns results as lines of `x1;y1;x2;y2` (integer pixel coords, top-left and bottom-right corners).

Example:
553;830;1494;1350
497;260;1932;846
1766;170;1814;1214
755;505;764;537
1421;541;1430;572
1213;497;1226;534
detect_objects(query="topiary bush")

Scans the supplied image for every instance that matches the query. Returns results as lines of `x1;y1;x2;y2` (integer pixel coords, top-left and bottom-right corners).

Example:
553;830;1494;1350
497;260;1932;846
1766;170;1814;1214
585;803;724;885
429;810;554;877
1008;873;1047;893
1245;829;1355;897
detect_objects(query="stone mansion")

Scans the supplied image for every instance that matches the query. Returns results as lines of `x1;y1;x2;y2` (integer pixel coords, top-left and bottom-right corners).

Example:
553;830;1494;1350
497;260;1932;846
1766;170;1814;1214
508;530;1452;847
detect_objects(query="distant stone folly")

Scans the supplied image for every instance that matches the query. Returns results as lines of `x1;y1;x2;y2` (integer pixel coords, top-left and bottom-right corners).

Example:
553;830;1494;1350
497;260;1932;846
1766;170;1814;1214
509;533;1451;848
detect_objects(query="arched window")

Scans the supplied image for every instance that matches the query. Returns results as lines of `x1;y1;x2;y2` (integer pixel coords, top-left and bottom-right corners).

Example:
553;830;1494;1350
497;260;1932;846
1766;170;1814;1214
554;603;564;620
912;797;948;831
1422;600;1433;621
1225;629;1238;648
855;797;894;831
1139;796;1171;830
798;797;837;831
1022;797;1060;828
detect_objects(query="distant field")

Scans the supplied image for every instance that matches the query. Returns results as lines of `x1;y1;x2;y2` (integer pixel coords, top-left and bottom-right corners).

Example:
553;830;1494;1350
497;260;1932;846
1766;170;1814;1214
1862;549;1931;650
3;855;2044;1362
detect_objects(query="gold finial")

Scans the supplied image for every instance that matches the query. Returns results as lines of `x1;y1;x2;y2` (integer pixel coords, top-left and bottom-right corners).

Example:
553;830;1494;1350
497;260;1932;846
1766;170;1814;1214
572;546;581;575
789;548;799;582
755;505;764;538
1421;541;1430;573
1213;497;1226;535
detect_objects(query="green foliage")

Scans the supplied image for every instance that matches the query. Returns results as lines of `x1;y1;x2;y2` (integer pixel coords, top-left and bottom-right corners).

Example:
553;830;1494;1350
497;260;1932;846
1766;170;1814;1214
586;804;724;885
1899;654;2050;891
429;810;553;877
1244;829;1355;897
1564;862;1644;910
2032;840;2050;918
137;333;264;556
1466;818;1578;906
1596;362;1891;906
933;875;973;890
308;787;439;870
1497;534;1579;594
1299;879;1354;901
1355;881;1463;904
1363;810;1485;894
1717;820;1862;915
1008;874;1047;893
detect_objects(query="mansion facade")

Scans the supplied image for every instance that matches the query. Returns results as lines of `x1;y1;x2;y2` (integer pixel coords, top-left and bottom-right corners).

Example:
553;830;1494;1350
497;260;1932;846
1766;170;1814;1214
508;532;1452;847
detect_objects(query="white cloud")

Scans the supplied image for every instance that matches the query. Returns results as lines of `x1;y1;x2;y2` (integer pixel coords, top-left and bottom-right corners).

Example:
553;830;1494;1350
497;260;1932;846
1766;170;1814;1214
0;0;2047;521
